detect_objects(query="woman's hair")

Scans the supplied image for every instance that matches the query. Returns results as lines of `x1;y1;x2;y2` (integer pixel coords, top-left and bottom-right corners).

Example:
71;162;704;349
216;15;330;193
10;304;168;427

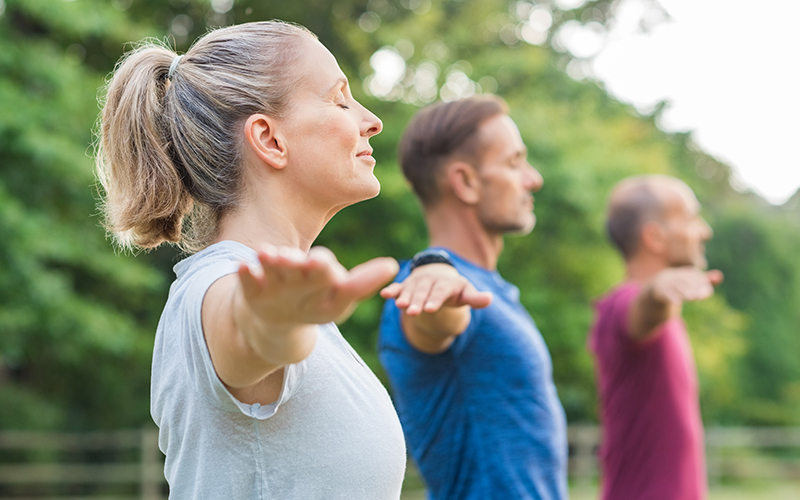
95;21;316;253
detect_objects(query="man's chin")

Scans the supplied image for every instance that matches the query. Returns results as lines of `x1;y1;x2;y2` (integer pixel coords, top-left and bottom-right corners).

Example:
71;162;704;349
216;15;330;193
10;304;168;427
669;257;708;269
507;216;536;236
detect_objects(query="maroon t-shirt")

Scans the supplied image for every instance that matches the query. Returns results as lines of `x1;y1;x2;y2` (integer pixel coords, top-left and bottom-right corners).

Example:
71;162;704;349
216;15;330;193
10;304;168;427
588;282;706;500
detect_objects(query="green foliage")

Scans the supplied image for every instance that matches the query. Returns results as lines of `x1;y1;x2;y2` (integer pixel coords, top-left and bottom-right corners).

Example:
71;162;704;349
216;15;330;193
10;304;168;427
0;0;166;429
707;205;800;424
1;0;798;431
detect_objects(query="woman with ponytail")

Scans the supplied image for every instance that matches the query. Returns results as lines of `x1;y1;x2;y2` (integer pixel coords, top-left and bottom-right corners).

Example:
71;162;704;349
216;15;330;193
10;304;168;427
95;21;405;498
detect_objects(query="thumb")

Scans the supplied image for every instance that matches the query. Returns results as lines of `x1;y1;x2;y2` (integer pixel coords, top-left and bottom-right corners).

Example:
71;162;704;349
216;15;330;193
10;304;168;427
340;257;400;301
706;269;724;286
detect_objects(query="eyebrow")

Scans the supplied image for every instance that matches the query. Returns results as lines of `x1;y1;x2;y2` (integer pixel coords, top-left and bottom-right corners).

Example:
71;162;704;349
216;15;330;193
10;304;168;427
325;77;349;97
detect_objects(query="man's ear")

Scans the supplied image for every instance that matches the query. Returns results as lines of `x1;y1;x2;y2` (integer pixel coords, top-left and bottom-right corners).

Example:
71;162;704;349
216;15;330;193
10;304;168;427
446;161;480;205
243;114;288;170
640;220;667;255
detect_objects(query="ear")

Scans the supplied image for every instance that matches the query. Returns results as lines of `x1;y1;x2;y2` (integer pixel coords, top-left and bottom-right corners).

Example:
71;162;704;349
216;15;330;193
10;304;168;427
243;114;288;170
640;220;667;255
446;161;481;205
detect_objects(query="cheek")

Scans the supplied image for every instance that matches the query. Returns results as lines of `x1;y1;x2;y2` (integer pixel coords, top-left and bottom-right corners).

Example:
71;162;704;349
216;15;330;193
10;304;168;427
331;117;359;151
312;113;357;150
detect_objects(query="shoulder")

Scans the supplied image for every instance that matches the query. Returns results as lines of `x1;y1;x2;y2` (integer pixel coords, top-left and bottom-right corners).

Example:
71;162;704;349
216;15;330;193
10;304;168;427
597;282;640;315
589;282;641;349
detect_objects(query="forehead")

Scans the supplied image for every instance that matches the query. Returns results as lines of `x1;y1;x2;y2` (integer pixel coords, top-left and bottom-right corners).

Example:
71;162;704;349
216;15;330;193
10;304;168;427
662;181;700;217
293;38;347;93
476;114;525;157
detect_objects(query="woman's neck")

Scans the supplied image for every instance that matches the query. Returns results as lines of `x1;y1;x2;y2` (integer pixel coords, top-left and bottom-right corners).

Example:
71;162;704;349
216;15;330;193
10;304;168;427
215;184;328;253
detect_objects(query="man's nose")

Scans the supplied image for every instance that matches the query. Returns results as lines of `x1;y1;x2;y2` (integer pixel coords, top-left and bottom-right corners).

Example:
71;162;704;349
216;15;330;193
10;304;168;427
526;164;544;193
701;218;713;240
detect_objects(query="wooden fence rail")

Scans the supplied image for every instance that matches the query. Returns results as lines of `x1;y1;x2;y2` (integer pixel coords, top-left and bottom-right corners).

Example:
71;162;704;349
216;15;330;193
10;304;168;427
0;426;798;498
567;425;800;484
0;429;163;500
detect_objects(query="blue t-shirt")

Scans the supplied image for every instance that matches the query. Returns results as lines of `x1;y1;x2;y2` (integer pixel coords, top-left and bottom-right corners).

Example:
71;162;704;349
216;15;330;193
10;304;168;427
379;249;568;500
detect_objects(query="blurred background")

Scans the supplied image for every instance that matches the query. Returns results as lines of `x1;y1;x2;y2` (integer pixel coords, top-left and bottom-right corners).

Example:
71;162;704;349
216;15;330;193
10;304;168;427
0;0;798;498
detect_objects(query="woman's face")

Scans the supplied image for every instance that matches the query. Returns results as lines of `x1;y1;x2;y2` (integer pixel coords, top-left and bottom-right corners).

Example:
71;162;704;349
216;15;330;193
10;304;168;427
278;39;383;214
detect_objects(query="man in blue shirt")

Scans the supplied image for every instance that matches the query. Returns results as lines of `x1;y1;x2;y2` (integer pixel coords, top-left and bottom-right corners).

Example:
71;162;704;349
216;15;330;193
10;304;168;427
379;96;568;500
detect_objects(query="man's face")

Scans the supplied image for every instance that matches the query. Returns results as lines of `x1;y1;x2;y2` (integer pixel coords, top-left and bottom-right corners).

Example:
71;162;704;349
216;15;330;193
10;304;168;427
660;185;713;269
474;115;543;236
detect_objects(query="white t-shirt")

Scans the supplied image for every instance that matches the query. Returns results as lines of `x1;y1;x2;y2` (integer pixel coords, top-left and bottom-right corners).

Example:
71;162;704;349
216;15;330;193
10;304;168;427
150;241;406;499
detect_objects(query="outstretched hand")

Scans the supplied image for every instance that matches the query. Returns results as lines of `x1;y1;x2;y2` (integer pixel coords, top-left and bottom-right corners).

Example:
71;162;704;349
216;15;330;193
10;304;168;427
205;244;398;393
629;266;724;341
237;244;399;327
651;267;724;305
380;263;492;353
380;263;492;315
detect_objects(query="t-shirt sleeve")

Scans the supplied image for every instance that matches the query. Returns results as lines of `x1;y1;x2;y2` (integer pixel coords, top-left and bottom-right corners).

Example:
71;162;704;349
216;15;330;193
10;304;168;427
611;285;638;341
599;283;665;352
177;260;306;420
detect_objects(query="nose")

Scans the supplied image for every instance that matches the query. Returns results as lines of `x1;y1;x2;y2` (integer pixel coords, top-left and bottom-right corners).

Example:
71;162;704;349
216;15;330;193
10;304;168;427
700;217;713;240
525;163;544;193
360;103;383;138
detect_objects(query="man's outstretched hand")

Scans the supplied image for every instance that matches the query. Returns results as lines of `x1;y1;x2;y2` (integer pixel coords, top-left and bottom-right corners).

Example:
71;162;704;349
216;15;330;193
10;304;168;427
380;263;492;353
650;267;724;305
380;263;492;315
630;267;724;340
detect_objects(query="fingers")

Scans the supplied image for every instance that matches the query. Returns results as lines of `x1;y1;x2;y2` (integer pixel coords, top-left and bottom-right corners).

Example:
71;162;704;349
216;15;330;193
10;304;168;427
393;273;436;314
237;263;263;300
458;286;493;309
664;267;722;303
387;265;490;316
380;282;403;299
679;280;714;301
255;244;307;285
236;244;396;325
707;269;724;285
420;280;460;313
404;278;436;315
254;244;345;286
656;266;718;304
306;246;347;283
339;257;400;301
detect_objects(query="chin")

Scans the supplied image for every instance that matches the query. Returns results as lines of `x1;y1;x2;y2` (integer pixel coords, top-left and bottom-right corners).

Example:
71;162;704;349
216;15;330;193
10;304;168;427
515;214;537;235
496;217;536;236
364;176;381;199
350;177;381;204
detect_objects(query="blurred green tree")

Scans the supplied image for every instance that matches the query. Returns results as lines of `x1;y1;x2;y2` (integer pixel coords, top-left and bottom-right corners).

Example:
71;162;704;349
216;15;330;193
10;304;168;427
0;0;163;429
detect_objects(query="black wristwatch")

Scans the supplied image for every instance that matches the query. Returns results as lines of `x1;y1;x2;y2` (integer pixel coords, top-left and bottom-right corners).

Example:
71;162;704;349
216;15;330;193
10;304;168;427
409;249;455;271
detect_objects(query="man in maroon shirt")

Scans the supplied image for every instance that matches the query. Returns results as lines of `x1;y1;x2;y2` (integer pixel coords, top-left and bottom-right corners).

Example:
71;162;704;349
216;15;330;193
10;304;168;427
588;175;723;500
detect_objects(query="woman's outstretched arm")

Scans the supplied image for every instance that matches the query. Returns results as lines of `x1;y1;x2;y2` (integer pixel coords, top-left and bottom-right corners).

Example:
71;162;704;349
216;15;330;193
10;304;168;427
202;245;398;403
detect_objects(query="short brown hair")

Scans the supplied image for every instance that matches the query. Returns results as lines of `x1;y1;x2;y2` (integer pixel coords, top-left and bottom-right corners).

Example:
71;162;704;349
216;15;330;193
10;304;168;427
398;95;508;205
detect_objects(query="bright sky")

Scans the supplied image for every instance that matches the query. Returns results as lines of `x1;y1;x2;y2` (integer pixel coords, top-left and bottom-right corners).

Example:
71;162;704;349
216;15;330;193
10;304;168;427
584;0;800;205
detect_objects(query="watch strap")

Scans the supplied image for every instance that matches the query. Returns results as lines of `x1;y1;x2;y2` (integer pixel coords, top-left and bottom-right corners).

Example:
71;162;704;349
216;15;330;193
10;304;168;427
409;249;454;271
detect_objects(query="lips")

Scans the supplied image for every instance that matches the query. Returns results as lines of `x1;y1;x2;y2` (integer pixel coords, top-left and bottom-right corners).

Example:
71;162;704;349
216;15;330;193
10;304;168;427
356;148;373;158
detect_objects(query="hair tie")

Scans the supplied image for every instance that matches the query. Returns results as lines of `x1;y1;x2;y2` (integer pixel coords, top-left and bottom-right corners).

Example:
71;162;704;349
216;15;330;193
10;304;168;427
168;55;184;80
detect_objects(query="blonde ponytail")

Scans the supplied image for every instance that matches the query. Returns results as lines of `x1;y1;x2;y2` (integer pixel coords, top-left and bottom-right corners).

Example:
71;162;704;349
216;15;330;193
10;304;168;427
95;22;316;253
